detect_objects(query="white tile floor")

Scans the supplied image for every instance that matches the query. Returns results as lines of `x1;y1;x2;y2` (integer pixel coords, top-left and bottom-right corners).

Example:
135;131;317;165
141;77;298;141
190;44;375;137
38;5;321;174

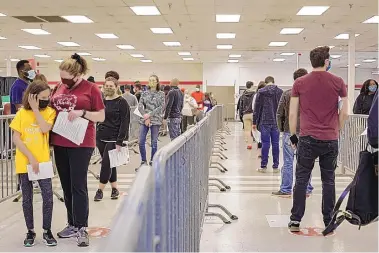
0;122;377;252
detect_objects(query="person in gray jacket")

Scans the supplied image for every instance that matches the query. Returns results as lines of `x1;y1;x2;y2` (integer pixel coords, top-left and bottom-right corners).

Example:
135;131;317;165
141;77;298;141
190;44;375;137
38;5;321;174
164;78;184;140
273;68;313;196
122;85;138;107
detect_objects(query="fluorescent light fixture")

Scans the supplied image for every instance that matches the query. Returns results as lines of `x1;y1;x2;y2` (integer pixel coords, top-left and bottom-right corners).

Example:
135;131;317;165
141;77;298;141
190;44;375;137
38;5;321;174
130;6;161;16
117;45;135;50
34;54;51;58
61;15;94;23
317;45;335;49
216;33;236;39
297;6;330;16
10;59;20;62
150;28;173;34
163;41;181;46
0;36;6;40
0;13;6;17
57;41;80;47
362;59;377;63
77;52;91;56
130;54;144;58
347;64;361;67
280;28;304;35
330;55;342;59
54;59;63;63
334;33;360;40
141;59;152;63
217;45;233;49
95;33;118;39
18;45;41;50
183;58;194;61
228;59;239;63
273;58;286;62
229;54;241;58
269;42;288;47
178;52;191;56
22;29;50;35
363;16;379;24
280;53;295;56
216;14;240;23
92;57;106;61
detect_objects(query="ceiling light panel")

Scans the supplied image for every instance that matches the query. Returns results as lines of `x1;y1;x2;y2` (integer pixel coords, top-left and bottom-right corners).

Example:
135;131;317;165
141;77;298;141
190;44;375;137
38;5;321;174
217;45;233;49
10;59;20;62
57;41;80;47
0;36;6;40
363;16;379;24
22;29;50;35
150;28;173;34
141;59;152;63
18;45;41;50
183;58;194;61
273;58;286;62
117;45;135;50
216;33;236;39
61;15;93;23
280;53;295;56
178;52;191;56
96;33;118;39
269;42;288;47
297;6;330;16
334;33;360;40
280;28;304;35
216;14;240;22
347;64;361;67
130;54;144;58
330;55;342;59
362;59;377;63
229;54;241;58
0;13;6;17
34;54;51;58
130;6;161;16
228;59;239;63
55;59;63;63
92;57;106;61
77;52;91;56
163;41;181;46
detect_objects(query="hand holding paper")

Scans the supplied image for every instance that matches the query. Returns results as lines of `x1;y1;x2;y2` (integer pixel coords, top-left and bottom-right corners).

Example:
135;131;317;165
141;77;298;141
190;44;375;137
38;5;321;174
27;161;54;181
52;112;89;145
109;147;130;168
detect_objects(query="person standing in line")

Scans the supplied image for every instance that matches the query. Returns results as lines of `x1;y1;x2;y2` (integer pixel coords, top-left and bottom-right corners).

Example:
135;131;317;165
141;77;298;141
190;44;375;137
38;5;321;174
367;90;378;173
353;79;378;115
273;68;313;197
237;90;246;129
51;54;105;247
203;92;213;113
10;60;36;114
182;89;198;132
240;81;256;149
164;78;184;140
10;80;57;247
252;81;266;158
94;77;130;201
191;84;204;110
122;84;138;107
253;76;283;172
288;46;349;232
134;81;142;102
136;75;165;170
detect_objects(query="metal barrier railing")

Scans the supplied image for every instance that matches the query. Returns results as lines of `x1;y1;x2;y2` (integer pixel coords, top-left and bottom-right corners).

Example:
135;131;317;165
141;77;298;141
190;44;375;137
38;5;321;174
338;114;369;175
100;105;236;252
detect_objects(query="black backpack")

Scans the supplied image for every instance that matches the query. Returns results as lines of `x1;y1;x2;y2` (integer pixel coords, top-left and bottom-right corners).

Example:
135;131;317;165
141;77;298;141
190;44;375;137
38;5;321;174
323;147;378;236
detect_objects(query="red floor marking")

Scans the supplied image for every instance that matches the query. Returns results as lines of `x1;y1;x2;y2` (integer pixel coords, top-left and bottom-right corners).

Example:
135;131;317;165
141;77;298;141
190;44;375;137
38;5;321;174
278;195;292;199
87;227;111;238
289;227;335;237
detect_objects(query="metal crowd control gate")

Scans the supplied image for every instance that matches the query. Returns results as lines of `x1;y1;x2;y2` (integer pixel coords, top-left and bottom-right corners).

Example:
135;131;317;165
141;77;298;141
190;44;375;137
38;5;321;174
100;105;237;252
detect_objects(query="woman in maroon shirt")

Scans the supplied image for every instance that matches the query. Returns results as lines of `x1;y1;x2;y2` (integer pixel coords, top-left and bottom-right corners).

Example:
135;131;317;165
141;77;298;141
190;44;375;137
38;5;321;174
50;54;105;247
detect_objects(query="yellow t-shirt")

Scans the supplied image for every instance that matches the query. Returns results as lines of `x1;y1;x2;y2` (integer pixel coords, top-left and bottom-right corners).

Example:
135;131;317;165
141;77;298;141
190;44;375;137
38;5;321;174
9;107;56;174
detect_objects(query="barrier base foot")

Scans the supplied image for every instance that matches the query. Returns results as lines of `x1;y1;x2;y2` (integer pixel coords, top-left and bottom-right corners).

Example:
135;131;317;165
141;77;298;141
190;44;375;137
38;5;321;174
231;215;239;220
209;177;231;190
208;183;226;192
208;204;237;220
205;212;231;224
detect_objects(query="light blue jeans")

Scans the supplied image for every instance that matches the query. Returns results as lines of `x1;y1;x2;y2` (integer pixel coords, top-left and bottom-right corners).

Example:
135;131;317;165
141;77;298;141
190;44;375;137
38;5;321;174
280;132;313;194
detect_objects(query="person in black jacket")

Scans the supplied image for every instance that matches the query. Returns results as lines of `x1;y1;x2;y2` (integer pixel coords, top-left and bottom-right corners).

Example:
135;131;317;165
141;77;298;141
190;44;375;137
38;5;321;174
94;77;130;201
240;81;256;149
164;78;184;140
353;79;378;115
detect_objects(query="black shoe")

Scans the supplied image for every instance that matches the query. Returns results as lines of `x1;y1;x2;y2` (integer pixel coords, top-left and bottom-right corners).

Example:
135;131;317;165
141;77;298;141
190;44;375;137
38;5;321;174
24;230;36;247
149;161;153;166
288;221;300;232
135;161;147;172
272;191;291;196
111;188;119;200
94;189;103;202
43;230;57;246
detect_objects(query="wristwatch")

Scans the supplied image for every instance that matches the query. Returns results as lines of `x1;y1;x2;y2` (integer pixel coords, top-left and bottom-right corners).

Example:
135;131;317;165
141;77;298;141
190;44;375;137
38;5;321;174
82;109;87;118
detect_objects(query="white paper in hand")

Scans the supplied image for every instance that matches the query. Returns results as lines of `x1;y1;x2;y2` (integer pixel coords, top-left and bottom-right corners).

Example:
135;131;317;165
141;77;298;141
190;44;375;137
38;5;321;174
27;161;54;181
133;107;143;118
252;130;261;143
361;128;368;136
109;147;130;168
52;112;89;145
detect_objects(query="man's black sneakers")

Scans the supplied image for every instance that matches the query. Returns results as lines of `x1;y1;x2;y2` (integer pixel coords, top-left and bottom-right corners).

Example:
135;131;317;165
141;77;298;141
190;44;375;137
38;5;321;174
288;221;300;232
24;230;36;247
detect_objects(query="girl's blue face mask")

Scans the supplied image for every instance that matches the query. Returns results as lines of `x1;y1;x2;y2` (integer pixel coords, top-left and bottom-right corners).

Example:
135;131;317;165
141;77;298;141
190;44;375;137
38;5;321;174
368;85;377;93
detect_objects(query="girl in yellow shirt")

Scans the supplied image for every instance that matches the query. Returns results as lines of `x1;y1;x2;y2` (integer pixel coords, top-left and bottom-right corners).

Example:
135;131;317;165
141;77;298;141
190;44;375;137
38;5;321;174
10;79;57;247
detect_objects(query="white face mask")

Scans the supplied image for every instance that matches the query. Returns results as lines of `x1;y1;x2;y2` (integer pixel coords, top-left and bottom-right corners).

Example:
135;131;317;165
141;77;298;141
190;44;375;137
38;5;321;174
196;88;200;92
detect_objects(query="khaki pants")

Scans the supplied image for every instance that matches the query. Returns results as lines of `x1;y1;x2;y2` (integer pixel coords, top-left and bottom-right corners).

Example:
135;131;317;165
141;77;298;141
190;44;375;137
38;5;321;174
242;114;253;144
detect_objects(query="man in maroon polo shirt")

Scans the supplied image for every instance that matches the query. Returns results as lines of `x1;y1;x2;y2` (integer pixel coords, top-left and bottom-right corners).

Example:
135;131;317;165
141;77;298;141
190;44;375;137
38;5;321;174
287;46;349;232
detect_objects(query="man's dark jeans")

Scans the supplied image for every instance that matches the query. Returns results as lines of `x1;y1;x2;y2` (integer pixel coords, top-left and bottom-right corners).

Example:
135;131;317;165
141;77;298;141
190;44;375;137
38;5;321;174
290;136;338;226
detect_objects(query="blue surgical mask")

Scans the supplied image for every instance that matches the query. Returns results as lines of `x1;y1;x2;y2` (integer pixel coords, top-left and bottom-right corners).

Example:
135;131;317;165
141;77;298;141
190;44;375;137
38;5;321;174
25;70;36;80
326;60;332;72
368;85;377;93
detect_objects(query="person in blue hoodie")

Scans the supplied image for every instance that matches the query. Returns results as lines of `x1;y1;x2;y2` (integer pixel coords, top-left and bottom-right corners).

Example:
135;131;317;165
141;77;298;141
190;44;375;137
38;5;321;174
253;76;283;172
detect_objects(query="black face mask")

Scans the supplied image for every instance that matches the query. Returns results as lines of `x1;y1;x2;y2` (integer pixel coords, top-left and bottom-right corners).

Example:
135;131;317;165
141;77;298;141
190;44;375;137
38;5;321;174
61;77;76;88
39;99;49;109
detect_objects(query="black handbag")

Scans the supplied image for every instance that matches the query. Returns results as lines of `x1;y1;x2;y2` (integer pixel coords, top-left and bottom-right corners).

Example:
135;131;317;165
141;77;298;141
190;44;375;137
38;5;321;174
323;146;378;235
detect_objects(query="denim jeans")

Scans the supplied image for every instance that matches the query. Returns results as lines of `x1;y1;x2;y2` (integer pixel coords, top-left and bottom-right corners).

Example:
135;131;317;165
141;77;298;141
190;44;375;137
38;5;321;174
260;124;280;168
139;124;160;162
290;136;338;226
280;133;313;194
168;117;182;140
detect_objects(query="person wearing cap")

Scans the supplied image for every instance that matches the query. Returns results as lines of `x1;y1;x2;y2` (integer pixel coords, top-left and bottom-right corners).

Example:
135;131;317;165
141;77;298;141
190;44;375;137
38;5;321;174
191;85;204;110
87;76;95;83
122;84;138;107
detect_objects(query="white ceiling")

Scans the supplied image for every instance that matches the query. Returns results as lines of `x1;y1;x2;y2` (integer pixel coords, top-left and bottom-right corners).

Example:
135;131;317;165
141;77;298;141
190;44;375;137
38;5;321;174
0;0;377;68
